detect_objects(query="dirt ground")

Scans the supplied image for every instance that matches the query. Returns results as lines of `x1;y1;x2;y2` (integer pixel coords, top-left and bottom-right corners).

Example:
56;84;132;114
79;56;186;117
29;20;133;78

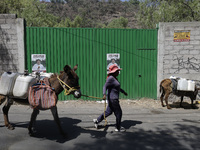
56;97;200;110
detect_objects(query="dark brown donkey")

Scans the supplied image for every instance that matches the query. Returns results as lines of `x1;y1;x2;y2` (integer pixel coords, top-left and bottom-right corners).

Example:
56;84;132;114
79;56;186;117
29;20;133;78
0;65;81;137
160;79;199;109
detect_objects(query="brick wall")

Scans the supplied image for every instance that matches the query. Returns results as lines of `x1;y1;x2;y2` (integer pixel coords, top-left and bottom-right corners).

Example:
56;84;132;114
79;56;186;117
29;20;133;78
0;14;25;75
157;22;200;98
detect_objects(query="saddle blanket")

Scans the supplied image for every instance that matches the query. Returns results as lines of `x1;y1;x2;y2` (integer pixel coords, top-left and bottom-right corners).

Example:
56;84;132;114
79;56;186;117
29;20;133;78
28;81;57;110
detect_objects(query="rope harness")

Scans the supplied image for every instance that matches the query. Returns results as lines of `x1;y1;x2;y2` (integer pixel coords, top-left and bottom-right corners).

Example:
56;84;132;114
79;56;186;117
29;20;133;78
57;76;78;95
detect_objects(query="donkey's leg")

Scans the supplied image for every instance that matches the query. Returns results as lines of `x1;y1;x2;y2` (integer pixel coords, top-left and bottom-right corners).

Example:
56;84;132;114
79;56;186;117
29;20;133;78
190;97;195;109
180;96;184;107
50;106;66;137
28;108;39;136
0;95;6;105
2;97;14;130
160;91;165;107
164;92;171;109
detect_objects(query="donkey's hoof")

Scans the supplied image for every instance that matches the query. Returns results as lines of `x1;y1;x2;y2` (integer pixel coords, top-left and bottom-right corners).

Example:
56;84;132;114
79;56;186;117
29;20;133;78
61;132;68;139
7;124;14;130
28;130;35;137
191;105;197;109
167;106;172;109
28;127;36;137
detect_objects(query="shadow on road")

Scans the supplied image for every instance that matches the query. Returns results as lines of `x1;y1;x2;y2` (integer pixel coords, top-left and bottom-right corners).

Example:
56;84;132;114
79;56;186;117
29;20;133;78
1;115;200;149
74;123;200;150
9;117;81;143
7;118;143;143
170;102;199;109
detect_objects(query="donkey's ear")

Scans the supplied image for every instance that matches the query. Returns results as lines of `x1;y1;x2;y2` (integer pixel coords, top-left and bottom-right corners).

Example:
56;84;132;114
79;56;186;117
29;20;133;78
73;64;78;71
64;65;72;74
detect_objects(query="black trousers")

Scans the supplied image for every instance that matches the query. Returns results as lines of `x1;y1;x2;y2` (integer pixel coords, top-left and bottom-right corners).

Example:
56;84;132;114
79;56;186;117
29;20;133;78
97;99;122;130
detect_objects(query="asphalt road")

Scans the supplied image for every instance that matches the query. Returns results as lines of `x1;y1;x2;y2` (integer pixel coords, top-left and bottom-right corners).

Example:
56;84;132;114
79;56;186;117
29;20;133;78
0;100;200;150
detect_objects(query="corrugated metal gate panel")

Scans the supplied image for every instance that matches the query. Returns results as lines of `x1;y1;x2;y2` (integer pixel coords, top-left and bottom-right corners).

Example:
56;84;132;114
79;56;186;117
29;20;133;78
26;27;157;100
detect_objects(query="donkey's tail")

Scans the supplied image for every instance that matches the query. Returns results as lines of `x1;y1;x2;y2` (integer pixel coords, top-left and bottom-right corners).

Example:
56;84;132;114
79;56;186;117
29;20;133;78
159;80;164;93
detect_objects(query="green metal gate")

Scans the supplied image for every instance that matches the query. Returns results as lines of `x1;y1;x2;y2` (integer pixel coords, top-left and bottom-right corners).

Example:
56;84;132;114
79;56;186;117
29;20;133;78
25;27;157;100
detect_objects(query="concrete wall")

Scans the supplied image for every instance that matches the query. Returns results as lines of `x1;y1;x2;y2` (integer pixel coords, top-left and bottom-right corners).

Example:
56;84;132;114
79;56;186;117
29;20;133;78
0;14;25;75
157;22;200;98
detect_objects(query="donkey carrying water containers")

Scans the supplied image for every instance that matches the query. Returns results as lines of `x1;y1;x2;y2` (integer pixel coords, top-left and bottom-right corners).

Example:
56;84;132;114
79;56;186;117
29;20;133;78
159;78;199;109
0;65;81;137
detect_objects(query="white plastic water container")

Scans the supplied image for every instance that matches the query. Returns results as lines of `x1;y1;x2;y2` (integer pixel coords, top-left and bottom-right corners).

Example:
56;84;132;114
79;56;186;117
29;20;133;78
40;72;53;78
0;72;19;96
12;75;37;99
30;72;53;79
177;78;188;91
188;80;195;91
170;76;177;79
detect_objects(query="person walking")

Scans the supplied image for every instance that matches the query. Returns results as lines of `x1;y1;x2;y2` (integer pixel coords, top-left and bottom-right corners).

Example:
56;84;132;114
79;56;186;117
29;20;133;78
93;64;128;132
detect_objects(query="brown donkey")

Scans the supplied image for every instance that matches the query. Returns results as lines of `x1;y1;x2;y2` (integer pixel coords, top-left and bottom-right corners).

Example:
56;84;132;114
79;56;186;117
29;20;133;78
160;79;199;109
0;65;81;137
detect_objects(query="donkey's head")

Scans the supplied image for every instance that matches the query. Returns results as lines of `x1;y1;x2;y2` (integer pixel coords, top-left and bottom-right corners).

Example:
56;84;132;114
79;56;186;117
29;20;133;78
60;64;81;98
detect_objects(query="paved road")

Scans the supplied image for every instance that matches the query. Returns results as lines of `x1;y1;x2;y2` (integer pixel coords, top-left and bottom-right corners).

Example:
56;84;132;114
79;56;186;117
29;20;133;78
0;100;200;150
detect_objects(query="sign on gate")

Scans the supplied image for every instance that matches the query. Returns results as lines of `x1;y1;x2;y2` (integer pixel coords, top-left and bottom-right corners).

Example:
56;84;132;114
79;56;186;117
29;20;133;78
31;54;46;72
107;53;120;74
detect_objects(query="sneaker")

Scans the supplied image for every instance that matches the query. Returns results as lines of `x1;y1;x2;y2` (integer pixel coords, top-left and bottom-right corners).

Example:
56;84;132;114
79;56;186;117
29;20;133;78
93;119;99;129
115;127;126;132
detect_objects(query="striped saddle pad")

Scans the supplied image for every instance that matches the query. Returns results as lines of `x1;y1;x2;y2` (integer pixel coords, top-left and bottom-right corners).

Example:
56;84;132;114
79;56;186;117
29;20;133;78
28;80;57;110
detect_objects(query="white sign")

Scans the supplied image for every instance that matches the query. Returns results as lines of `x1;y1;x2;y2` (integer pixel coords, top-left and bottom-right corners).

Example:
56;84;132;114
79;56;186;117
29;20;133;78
31;54;46;72
107;53;120;73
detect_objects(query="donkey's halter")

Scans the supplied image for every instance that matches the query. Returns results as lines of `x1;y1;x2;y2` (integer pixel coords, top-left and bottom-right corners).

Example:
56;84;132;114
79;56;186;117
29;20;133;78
57;76;78;95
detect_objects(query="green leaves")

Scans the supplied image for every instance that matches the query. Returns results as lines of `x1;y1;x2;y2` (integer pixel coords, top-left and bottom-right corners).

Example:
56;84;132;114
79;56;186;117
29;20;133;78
137;0;200;29
105;17;128;28
0;0;58;27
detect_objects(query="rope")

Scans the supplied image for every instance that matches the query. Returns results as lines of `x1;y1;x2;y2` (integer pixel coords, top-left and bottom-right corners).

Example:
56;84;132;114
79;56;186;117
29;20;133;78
57;76;78;95
81;94;102;100
82;94;108;126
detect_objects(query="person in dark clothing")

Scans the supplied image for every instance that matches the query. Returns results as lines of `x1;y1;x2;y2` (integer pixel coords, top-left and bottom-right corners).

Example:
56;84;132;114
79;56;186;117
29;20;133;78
93;64;128;132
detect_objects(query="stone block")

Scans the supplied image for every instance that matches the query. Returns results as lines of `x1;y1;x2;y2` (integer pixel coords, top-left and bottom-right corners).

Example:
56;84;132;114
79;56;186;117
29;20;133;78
5;44;13;50
178;69;189;74
193;45;200;50
163;68;169;74
189;69;200;74
0;19;5;24
184;27;193;30
10;50;18;55
183;45;193;50
194;36;200;40
12;44;18;50
190;50;199;55
6;19;16;24
0;24;11;29
169;68;179;74
7;40;17;45
0;14;16;19
174;27;185;30
165;45;173;50
164;54;173;59
165;37;173;41
163;60;170;64
11;36;17;41
190;41;200;45
0;50;7;55
168;49;179;54
173;45;184;50
191;30;200;35
6;29;17;35
10;24;16;30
